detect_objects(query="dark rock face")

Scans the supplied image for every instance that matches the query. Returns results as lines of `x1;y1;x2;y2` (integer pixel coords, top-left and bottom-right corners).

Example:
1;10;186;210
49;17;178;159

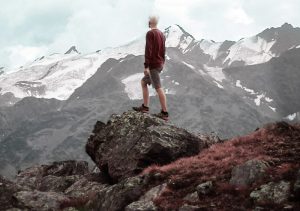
0;160;112;210
125;183;166;211
179;204;202;211
64;177;108;197
0;175;22;210
86;176;150;211
294;169;300;199
86;111;208;182
65;46;79;54
16;160;89;190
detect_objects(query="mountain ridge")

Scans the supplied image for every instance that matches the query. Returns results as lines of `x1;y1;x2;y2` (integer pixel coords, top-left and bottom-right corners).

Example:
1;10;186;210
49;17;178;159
1;23;299;103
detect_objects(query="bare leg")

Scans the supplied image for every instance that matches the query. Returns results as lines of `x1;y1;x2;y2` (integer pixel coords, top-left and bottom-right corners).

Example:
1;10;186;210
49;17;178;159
156;88;167;112
141;80;149;107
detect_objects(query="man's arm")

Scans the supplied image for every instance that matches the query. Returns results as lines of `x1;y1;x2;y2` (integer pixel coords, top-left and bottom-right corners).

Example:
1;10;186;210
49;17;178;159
162;35;166;62
144;31;153;69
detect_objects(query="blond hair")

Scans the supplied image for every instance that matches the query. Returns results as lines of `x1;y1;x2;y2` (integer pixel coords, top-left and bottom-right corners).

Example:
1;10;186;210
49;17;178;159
149;15;159;26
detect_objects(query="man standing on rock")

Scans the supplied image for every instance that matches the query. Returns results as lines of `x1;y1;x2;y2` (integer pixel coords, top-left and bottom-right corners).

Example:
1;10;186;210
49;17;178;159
133;16;169;121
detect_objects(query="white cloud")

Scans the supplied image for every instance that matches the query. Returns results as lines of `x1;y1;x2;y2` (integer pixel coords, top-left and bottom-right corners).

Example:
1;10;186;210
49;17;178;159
4;45;48;69
0;0;300;69
225;7;254;24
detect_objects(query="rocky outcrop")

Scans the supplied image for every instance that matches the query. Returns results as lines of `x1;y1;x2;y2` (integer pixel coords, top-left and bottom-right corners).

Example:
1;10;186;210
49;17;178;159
86;111;209;182
0;160;110;210
294;169;300;198
16;160;89;191
1;115;299;211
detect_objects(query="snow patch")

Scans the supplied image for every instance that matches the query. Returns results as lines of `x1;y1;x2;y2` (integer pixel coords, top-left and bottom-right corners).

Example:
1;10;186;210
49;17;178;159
254;94;265;106
214;81;224;89
235;80;255;94
182;61;195;69
171;80;180;85
165;25;194;52
286;113;297;121
235;80;275;107
0;35;147;101
165;88;176;95
265;97;273;102
268;106;276;112
121;73;155;100
199;40;223;59
225;36;276;65
204;65;226;82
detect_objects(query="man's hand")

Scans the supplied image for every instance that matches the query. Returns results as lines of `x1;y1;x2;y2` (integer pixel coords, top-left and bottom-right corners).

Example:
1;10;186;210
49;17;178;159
144;68;149;76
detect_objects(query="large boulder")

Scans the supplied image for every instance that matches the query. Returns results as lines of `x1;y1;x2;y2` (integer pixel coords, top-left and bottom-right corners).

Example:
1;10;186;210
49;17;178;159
86;111;208;182
230;159;269;186
250;181;291;204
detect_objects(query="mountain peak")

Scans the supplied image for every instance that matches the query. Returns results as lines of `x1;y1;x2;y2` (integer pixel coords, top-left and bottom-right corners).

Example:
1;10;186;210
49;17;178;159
164;24;195;49
65;46;80;54
281;22;294;29
164;24;195;39
256;22;300;44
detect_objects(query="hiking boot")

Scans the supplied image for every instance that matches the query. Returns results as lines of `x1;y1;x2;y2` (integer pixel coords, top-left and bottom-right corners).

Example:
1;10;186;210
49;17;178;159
132;104;149;113
154;110;169;121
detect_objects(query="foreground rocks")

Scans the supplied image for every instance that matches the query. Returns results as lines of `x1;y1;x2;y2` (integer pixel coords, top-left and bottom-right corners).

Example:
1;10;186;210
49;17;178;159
1;115;299;210
0;175;22;210
86;176;151;211
13;190;70;211
86;111;210;182
1;160;111;210
250;181;291;204
16;160;89;191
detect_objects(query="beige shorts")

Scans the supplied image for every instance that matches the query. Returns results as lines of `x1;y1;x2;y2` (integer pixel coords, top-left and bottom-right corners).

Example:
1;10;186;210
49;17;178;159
142;67;163;89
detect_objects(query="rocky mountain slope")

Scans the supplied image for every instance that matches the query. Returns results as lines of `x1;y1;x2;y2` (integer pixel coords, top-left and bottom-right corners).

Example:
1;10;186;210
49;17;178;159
224;48;300;119
0;23;299;179
0;111;299;211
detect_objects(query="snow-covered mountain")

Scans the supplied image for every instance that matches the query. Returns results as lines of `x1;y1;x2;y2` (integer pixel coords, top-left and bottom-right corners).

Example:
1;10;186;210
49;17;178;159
1;23;300;105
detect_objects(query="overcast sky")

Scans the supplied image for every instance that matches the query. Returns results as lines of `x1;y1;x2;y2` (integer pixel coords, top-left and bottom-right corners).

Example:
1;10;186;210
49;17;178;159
1;0;300;69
